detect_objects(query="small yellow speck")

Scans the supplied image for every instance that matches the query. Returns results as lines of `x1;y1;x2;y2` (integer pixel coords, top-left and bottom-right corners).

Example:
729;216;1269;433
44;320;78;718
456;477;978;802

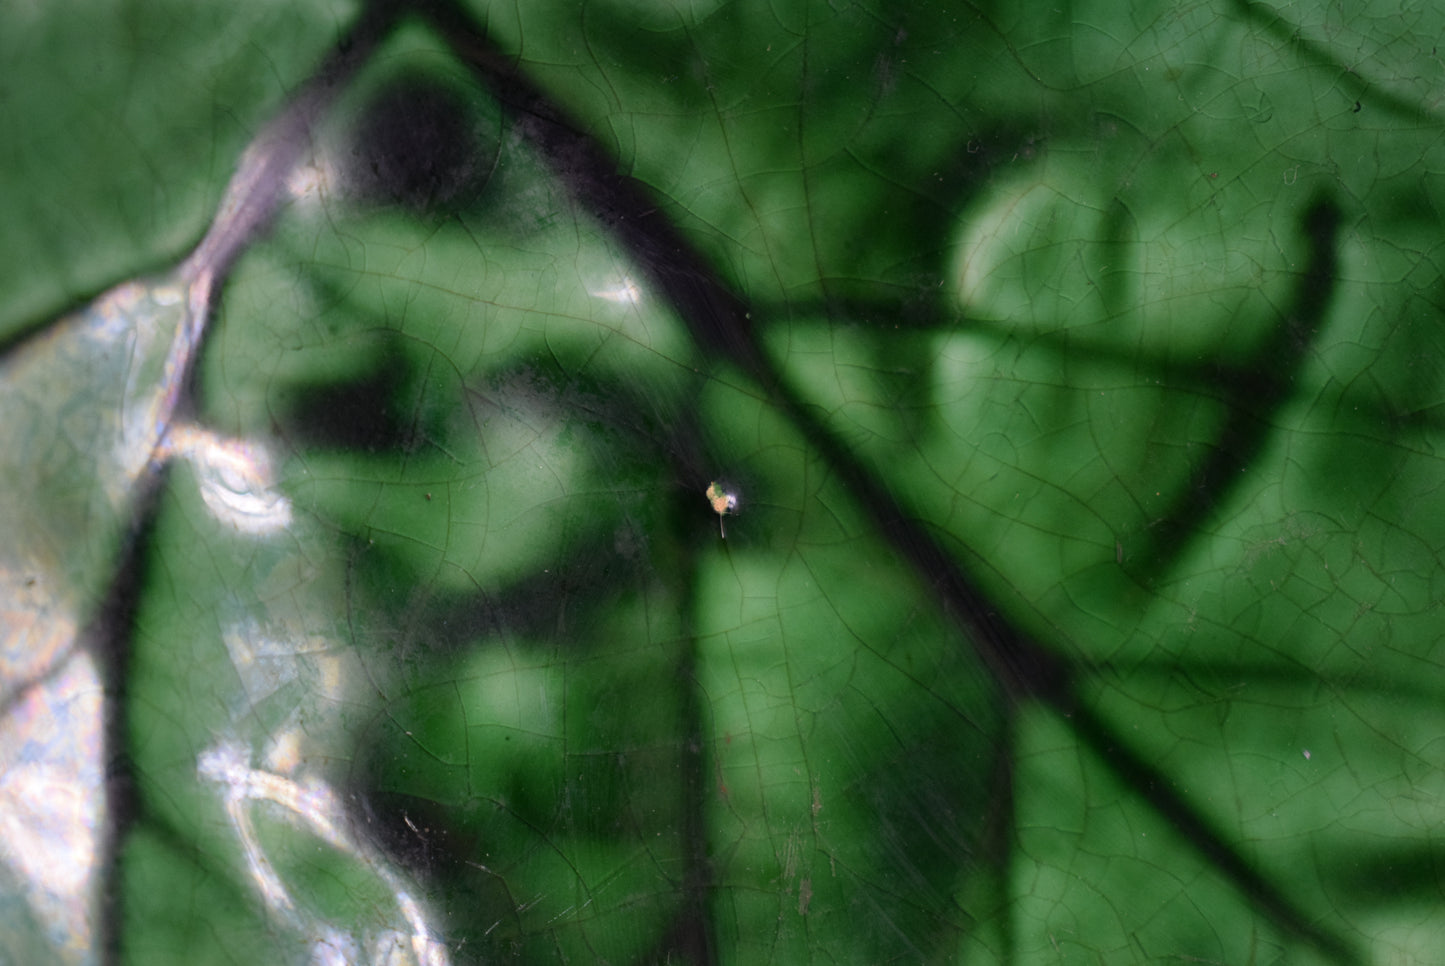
706;482;739;538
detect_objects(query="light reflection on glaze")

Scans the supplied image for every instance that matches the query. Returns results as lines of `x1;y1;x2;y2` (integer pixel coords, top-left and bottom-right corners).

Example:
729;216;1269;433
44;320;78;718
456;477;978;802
160;424;294;534
589;274;643;304
198;743;450;966
0;650;102;960
579;258;695;364
219;620;346;715
285;155;339;208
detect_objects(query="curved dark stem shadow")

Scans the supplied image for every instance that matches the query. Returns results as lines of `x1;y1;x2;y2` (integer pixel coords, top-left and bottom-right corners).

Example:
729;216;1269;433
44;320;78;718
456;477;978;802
1128;198;1341;581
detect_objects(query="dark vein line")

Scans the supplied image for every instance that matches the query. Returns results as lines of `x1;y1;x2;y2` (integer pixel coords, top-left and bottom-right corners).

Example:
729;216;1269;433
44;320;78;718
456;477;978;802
415;2;1360;962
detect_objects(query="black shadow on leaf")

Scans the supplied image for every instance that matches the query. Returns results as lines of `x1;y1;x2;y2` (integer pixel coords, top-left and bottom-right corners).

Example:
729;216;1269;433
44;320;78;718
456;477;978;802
274;336;414;453
342;69;504;215
1321;843;1445;906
